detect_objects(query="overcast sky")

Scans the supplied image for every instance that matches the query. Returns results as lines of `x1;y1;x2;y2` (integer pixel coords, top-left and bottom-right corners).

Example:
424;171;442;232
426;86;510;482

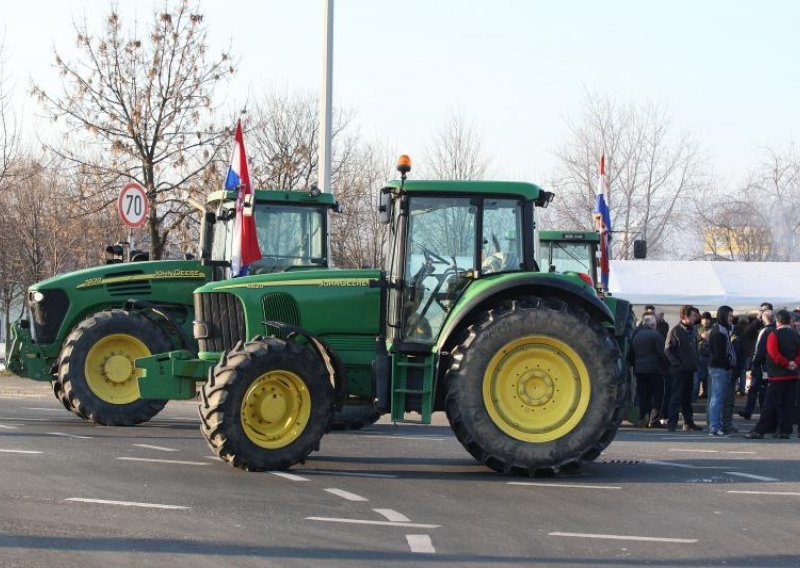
3;0;799;187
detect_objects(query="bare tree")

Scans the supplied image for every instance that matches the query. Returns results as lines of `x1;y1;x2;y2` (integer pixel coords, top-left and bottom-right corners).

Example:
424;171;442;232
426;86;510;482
247;91;352;192
32;1;235;259
329;143;391;268
694;195;773;261
425;111;488;180
746;145;800;261
0;36;24;340
551;91;705;259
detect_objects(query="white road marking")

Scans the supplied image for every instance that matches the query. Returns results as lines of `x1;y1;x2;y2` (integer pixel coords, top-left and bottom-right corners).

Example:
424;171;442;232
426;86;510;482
65;498;189;510
47;432;93;440
116;457;210;466
508;482;621;490
406;534;435;554
0;423;20;430
728;490;800;496
306;517;440;529
644;460;698;469
299;469;398;479
728;451;756;455
133;444;179;452
325;488;368;502
668;448;718;453
357;435;446;441
24;407;64;412
725;471;779;482
549;532;697;544
374;509;411;522
0;416;63;422
0;449;42;454
270;472;310;482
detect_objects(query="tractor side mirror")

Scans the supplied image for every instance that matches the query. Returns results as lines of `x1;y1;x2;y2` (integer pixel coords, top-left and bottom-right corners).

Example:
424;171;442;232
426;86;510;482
378;189;392;224
633;239;647;259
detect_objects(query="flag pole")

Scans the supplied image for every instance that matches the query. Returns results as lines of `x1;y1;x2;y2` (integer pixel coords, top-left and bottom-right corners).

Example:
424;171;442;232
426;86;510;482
318;0;334;194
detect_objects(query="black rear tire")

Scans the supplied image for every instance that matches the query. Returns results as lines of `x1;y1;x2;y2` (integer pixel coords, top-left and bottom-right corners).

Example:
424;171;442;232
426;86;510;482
200;338;334;471
330;403;381;431
444;297;625;475
58;310;171;426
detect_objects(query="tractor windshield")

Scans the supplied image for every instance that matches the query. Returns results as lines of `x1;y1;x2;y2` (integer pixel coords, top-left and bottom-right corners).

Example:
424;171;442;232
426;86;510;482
210;203;327;274
542;241;595;278
402;197;477;342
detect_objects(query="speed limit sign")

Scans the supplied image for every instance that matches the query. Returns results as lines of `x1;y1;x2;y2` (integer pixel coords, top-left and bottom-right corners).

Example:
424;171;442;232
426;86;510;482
118;182;149;228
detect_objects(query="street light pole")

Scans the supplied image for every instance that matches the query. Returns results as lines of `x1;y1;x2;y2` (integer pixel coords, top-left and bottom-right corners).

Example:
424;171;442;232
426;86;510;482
318;0;334;194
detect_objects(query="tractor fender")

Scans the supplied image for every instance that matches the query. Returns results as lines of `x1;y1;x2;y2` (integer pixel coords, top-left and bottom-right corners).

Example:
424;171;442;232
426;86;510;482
262;321;348;410
436;274;615;353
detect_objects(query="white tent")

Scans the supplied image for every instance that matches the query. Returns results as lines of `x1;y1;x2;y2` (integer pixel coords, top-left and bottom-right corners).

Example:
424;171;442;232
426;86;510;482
608;260;800;311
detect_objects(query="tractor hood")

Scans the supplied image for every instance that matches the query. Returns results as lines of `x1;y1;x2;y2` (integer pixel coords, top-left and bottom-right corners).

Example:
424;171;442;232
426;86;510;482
196;268;380;294
29;260;209;293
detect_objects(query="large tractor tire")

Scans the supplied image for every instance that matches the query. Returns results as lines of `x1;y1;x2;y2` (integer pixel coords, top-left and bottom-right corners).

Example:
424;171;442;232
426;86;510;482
329;403;381;431
58;310;171;426
444;297;625;476
200;338;334;471
50;376;74;413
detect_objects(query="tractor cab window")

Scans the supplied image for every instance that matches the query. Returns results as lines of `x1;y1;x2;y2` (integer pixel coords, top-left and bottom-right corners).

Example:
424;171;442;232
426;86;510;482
481;199;523;274
544;241;595;276
249;204;326;274
211;205;235;262
402;197;476;343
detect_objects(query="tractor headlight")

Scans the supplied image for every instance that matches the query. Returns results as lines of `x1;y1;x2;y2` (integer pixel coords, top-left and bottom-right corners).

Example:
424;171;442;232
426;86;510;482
30;291;45;304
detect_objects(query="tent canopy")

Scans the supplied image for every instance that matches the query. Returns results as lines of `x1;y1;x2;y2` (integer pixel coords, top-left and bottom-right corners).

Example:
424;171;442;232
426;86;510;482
609;260;800;311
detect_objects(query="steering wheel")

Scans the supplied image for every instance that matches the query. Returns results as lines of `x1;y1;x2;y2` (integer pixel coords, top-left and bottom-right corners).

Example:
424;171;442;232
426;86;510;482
413;241;449;265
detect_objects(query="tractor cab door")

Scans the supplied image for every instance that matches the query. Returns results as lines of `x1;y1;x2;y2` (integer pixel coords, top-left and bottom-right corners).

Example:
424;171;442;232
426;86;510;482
394;196;478;348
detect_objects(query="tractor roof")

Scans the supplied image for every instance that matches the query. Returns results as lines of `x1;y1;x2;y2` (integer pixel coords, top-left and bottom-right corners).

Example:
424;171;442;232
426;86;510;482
539;230;600;242
384;179;544;201
206;189;337;206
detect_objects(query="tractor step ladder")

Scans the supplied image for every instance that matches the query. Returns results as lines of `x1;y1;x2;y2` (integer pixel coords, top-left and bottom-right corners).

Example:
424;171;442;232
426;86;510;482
390;353;436;423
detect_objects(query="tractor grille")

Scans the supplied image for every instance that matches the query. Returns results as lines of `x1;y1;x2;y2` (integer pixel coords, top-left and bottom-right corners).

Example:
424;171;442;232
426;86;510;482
104;269;152;297
195;292;246;352
29;289;69;344
262;293;301;338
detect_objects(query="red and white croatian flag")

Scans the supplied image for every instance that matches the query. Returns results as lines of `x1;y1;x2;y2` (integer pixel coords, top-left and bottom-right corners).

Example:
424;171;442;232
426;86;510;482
594;154;612;291
225;120;261;276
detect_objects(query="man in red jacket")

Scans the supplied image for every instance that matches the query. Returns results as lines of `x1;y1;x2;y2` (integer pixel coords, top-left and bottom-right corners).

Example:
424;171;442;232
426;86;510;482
745;310;800;439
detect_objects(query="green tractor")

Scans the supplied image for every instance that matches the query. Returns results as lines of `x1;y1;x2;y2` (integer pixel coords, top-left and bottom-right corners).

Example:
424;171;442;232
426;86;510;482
5;189;337;426
137;159;626;474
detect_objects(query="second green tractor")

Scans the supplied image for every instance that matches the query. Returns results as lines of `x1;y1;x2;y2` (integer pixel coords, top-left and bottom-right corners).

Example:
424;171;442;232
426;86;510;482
137;160;627;475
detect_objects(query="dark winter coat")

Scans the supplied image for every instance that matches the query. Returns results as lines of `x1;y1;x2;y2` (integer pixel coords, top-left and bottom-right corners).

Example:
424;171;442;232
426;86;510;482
631;327;666;374
665;322;699;373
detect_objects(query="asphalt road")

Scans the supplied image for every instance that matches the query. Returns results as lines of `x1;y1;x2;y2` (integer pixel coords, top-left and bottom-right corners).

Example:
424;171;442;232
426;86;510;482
1;375;799;568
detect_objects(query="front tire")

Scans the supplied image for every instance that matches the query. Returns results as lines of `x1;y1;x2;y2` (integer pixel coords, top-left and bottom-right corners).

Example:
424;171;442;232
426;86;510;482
200;338;334;471
58;310;171;425
444;297;624;475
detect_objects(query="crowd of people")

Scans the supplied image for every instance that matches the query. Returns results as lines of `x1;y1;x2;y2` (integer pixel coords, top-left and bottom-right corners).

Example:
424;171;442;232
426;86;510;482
629;302;800;439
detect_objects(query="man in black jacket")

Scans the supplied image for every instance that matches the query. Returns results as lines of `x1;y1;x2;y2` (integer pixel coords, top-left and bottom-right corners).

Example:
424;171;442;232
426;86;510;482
739;307;775;420
664;305;702;431
707;305;736;436
632;314;666;427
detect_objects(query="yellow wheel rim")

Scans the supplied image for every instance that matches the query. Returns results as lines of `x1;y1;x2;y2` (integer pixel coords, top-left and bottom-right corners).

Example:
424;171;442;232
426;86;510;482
84;334;150;405
240;370;311;449
482;334;590;443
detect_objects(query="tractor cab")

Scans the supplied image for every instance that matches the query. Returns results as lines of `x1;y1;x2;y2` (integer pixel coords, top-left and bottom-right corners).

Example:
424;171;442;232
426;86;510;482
382;177;550;349
203;189;335;278
538;231;600;285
